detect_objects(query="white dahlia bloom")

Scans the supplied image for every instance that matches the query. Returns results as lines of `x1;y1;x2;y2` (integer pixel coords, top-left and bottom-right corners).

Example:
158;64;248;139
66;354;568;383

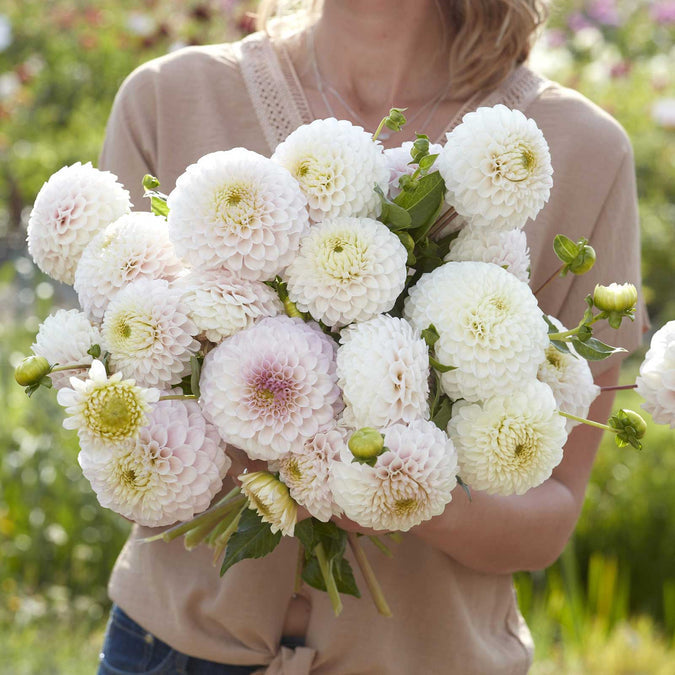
337;315;429;428
447;380;567;496
383;140;443;198
56;360;159;452
74;212;184;322
199;316;343;460
436;105;553;230
285;217;408;327
636;321;675;427
538;316;600;433
79;398;230;527
167;148;309;280
101;278;200;389
270;426;346;522
404;261;549;402
445;225;531;283
272;118;389;221
27;162;131;284
239;471;298;536
330;419;458;532
175;268;283;344
32;309;101;389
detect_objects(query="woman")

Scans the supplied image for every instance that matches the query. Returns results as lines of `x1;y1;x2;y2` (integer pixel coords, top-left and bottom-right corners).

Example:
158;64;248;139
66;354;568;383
97;1;645;673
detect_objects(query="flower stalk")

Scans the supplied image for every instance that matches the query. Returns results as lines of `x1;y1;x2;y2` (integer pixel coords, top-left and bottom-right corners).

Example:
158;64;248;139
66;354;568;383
314;541;343;616
347;532;392;617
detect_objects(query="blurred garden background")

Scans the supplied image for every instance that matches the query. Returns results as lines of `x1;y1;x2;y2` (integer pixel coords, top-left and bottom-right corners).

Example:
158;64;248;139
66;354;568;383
0;0;673;672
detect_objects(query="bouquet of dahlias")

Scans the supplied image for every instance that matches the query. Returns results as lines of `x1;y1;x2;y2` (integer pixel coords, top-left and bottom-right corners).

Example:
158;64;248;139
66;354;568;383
16;105;673;616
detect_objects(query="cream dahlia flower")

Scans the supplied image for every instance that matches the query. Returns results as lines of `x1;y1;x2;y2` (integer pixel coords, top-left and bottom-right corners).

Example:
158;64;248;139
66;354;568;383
636;321;675;428
239;471;298;536
79;398;230;527
330;419;458;532
337;315;429;428
174;268;283;344
167;148;309;280
404;261;549;402
538;316;600;433
445;225;531;283
101;278;200;389
383;140;443;198
56;360;159;452
436;105;553;230
270;426;346;522
32;309;101;389
285;217;408;327
271;118;389;221
199;316;343;461
447;380;567;496
27;162;131;284
74;212;184;322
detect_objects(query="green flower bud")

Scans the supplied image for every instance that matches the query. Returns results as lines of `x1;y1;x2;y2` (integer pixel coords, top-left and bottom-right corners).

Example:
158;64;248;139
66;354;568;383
142;174;161;190
568;244;596;275
609;409;647;450
14;355;51;387
283;297;305;319
593;283;638;313
348;427;385;460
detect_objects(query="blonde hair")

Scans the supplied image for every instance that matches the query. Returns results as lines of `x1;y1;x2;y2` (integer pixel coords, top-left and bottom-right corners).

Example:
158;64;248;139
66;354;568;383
256;0;548;98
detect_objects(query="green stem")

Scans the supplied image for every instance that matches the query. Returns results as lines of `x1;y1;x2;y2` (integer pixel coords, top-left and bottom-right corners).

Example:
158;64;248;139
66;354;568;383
372;118;387;143
50;363;90;372
314;542;342;616
367;535;393;558
549;315;603;342
347;532;392;617
159;394;197;401
211;503;247;565
600;383;637;392
533;263;565;297
558;411;615;433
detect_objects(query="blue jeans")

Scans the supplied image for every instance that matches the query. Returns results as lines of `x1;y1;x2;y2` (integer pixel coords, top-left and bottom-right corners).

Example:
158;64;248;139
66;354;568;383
98;605;298;674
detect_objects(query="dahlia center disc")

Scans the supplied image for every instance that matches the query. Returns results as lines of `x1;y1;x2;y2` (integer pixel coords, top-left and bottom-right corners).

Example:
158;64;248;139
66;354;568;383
248;366;299;419
214;182;260;233
320;234;366;280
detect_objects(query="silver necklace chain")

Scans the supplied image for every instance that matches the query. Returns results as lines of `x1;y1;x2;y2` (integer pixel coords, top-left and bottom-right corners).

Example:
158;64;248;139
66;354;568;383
309;27;451;139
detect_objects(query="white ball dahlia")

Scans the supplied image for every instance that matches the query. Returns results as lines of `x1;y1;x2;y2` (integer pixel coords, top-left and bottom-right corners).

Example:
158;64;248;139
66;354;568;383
74;212;184;323
337;315;429;429
56;359;160;452
32;309;102;389
174;268;283;344
285;217;408;328
271;118;389;221
447;380;567;496
101;278;200;389
404;261;549;402
538;316;600;433
27;162;131;284
383;140;443;198
270;426;346;523
445;225;531;283
199;316;343;461
436;105;553;230
239;471;298;537
330;419;458;532
167;148;309;280
79;398;230;527
636;321;675;428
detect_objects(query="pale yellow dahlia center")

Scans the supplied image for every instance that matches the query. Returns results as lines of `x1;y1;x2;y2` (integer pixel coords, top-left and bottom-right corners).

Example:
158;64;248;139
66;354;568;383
213;182;261;233
545;346;565;371
466;294;512;341
497;418;538;467
84;383;148;440
107;310;157;352
293;157;334;195
492;143;536;182
318;234;367;281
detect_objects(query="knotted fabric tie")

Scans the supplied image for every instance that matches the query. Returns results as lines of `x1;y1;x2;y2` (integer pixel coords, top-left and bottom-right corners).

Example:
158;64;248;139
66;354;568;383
253;645;316;675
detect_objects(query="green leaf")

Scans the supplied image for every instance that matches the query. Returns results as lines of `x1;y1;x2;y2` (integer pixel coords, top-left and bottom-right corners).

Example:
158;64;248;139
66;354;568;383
220;508;282;576
418;153;438;172
150;194;169;218
190;355;202;397
301;549;361;598
553;234;580;264
87;344;101;359
375;186;412;230
571;337;626;361
429;356;456;373
550;340;572;355
431;396;453;430
294;518;346;561
456;476;472;502
393;171;445;230
421;324;440;348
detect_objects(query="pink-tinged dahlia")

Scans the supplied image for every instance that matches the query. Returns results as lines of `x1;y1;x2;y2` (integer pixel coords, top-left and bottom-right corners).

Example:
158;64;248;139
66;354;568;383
404;261;549;402
174;268;283;344
27;162;131;284
166;149;309;280
445;225;531;283
239;471;298;536
32;309;101;389
270;426;347;522
74;212;184;322
636;321;675;427
285;217;408;328
383;140;443;198
447;380;567;496
271;118;389;221
57;360;160;452
538;316;600;433
330;419;458;532
337;315;429;429
101;278;200;389
79;398;230;527
199;316;343;461
436;105;553;230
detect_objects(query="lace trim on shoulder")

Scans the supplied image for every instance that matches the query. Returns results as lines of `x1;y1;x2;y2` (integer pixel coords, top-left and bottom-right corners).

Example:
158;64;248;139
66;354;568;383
237;32;308;153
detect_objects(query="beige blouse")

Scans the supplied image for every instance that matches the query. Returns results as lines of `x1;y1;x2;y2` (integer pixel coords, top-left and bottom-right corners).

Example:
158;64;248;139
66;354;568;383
99;32;646;675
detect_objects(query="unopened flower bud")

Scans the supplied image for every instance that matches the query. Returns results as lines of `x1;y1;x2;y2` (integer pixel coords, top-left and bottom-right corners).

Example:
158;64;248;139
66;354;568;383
239;471;297;536
568;244;596;275
609;408;647;450
348;427;385;460
593;283;638;313
142;174;161;190
14;355;51;386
